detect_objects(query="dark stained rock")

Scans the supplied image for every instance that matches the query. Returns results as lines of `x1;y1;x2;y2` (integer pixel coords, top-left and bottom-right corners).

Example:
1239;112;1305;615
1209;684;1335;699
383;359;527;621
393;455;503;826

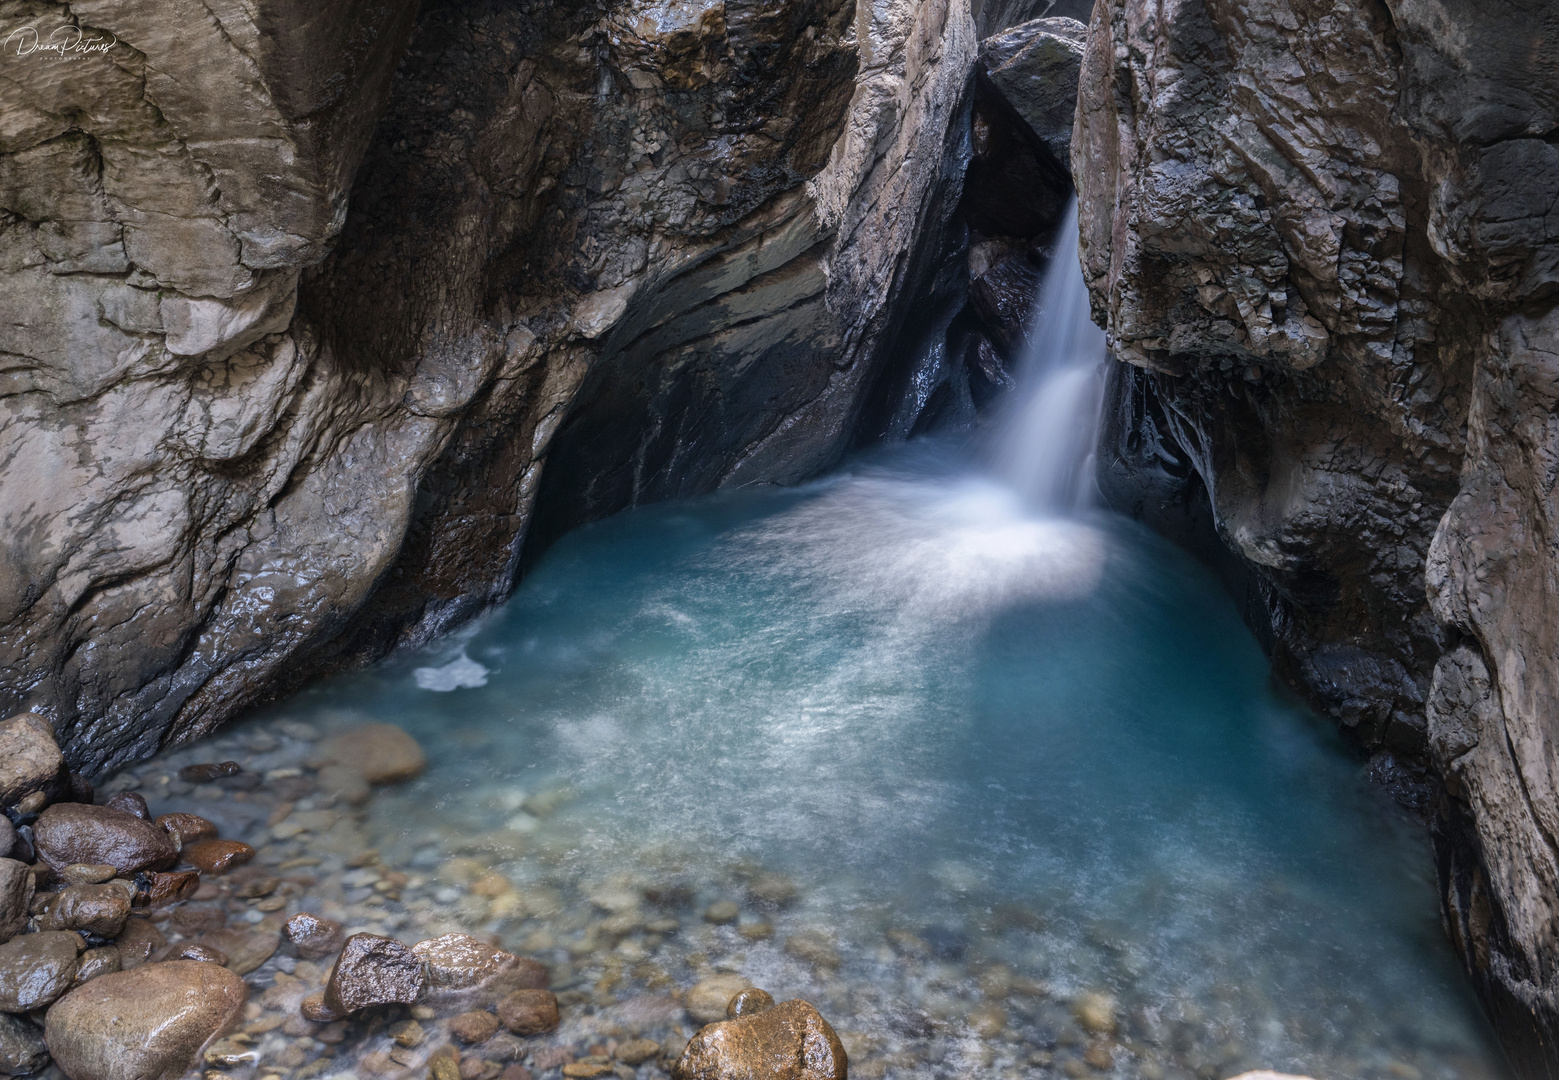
0;1012;49;1076
0;931;82;1012
177;762;241;784
31;884;132;938
673;999;847;1080
180;840;254;875
317;725;426;785
32;805;177;876
496;990;560;1036
0;859;33;944
284;912;345;961
44;961;246;1080
322;933;424;1016
103;792;150;820
0;716;63;811
136;871;200;907
979;17;1086;163
727;988;775;1019
153;813;218;850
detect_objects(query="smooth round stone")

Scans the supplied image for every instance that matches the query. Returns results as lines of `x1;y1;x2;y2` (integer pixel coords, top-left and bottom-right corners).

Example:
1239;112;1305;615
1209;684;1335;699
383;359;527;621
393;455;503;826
0;714;63;809
449;1009;501;1044
181;840;255;875
496;989;559;1035
1071;991;1117;1035
32;804;178;876
71;946;121;986
687;975;755;1025
32;884;132;938
728;988;775;1019
44;961;247;1080
58;864;117;886
177;762;241;784
315;764;371;806
0;1013;48;1076
196;927;280;975
153;813;217;849
113;918;165;967
703;901;740;925
0;931;81;1012
103;792;150;821
616;1039;661;1066
168;942;229;965
317;724;426;785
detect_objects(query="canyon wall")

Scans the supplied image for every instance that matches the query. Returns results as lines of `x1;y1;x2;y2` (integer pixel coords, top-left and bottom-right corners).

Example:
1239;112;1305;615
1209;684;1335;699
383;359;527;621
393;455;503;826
0;0;979;772
1075;0;1559;1071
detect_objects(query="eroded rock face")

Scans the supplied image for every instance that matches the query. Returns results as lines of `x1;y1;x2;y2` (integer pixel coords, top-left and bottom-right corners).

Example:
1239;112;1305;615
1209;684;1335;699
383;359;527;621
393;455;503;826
0;0;979;778
1075;0;1559;1070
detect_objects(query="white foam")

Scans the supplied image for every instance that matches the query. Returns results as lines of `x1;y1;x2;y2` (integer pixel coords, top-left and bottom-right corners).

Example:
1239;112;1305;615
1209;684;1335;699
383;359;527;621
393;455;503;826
412;652;490;691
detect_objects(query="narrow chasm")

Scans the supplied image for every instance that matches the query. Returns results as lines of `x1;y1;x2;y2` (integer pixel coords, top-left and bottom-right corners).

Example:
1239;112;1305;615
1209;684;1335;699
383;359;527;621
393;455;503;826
0;2;1554;1080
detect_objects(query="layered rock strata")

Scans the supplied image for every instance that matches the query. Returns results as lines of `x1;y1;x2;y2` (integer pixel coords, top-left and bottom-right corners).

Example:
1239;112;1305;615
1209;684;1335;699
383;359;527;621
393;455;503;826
0;0;978;773
1075;0;1559;1070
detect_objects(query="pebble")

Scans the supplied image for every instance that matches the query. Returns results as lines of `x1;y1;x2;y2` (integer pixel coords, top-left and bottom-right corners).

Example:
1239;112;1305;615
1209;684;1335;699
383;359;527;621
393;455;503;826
687;975;755;1025
1072;992;1117;1036
745;872;799;910
496;989;560;1035
727;988;775;1018
284;911;346;960
315;764;371;806
616;1039;661;1065
155;812;219;849
114;917;165;966
450;1009;502;1043
32;883;132;937
32;803;178;876
178;762;243;783
58;863;117;885
322;933;425;1015
104;791;151;820
703;901;739;925
0;714;63;809
0;858;33;943
72;945;121;985
45;961;248;1080
182;839;256;874
0;930;82;1011
198;927;280;975
316;724;426;785
139;869;201;905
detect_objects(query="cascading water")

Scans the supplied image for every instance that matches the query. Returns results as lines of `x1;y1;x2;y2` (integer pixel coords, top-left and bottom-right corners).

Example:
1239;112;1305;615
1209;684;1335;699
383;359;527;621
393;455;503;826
126;209;1510;1080
992;198;1108;510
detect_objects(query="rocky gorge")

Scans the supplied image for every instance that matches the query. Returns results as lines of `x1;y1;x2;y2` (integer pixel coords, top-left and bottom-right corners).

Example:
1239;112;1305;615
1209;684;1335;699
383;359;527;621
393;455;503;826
2;0;1558;1076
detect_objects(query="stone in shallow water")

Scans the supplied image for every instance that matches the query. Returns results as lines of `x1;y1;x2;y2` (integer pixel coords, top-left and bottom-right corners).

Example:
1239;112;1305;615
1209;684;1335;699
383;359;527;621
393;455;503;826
1071;991;1116;1035
0;714;63;810
323;933;425;1015
449;1010;501;1044
0;1012;48;1076
496;990;559;1035
197;927;280;975
103;792;150;821
317;724;426;784
57;864;116;886
137;870;199;906
284;911;345;960
727;988;774;1019
177;761;241;783
181;839;254;874
617;1039;661;1066
686;975;754;1025
32;884;132;938
45;961;247;1080
113;918;165;967
71;946;120;986
32;805;178;876
0;859;33;943
703;901;739;925
0;931;81;1012
674;999;846;1080
153;813;217;849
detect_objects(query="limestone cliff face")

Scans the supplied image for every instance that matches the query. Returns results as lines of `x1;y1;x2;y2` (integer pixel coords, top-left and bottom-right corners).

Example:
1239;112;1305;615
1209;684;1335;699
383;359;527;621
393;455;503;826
1074;0;1559;1070
0;0;978;770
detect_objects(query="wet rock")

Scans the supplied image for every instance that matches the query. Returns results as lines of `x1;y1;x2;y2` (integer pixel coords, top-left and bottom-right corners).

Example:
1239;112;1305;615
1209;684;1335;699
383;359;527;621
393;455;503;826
317;724;426;785
71;946;120;986
316;764;371;805
168;942;229;965
32;884;131;938
450;1010;501;1044
429;1043;461;1080
1071;992;1116;1035
1226;1075;1320;1080
153;813;218;850
687;976;756;1025
703;902;739;925
177;762;242;783
673;999;847;1080
496;990;560;1036
57;865;116;886
0;715;63;810
0;860;33;944
979;17;1086;163
563;1063;613;1079
284;911;346;960
745;874;799;910
323;933;425;1015
300;991;340;1022
0;819;13;861
113;918;165;967
45;961;247;1080
32;804;177;876
103;792;150;821
181;840;254;875
198;928;280;975
0;931;82;1012
617;1039;661;1066
783;931;840;971
728;989;775;1019
0;1013;49;1076
136;870;200;907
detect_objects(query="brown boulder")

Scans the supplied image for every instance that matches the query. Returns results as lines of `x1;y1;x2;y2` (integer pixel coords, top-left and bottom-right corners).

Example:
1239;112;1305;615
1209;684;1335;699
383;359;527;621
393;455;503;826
673;999;846;1080
284;911;345;960
181;840;255;875
317;723;426;784
0;858;34;943
496;989;560;1035
154;813;218;849
32;804;178;876
0;930;82;1012
0;714;63;810
32;883;132;937
103;792;150;820
44;960;246;1080
322;933;425;1015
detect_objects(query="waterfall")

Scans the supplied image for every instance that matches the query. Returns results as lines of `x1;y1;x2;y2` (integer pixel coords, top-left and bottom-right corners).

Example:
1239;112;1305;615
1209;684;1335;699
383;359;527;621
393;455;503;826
992;198;1107;512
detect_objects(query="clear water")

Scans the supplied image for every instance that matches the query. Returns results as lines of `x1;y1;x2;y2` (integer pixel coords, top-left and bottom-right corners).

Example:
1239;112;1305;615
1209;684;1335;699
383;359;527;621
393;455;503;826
248;438;1507;1080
